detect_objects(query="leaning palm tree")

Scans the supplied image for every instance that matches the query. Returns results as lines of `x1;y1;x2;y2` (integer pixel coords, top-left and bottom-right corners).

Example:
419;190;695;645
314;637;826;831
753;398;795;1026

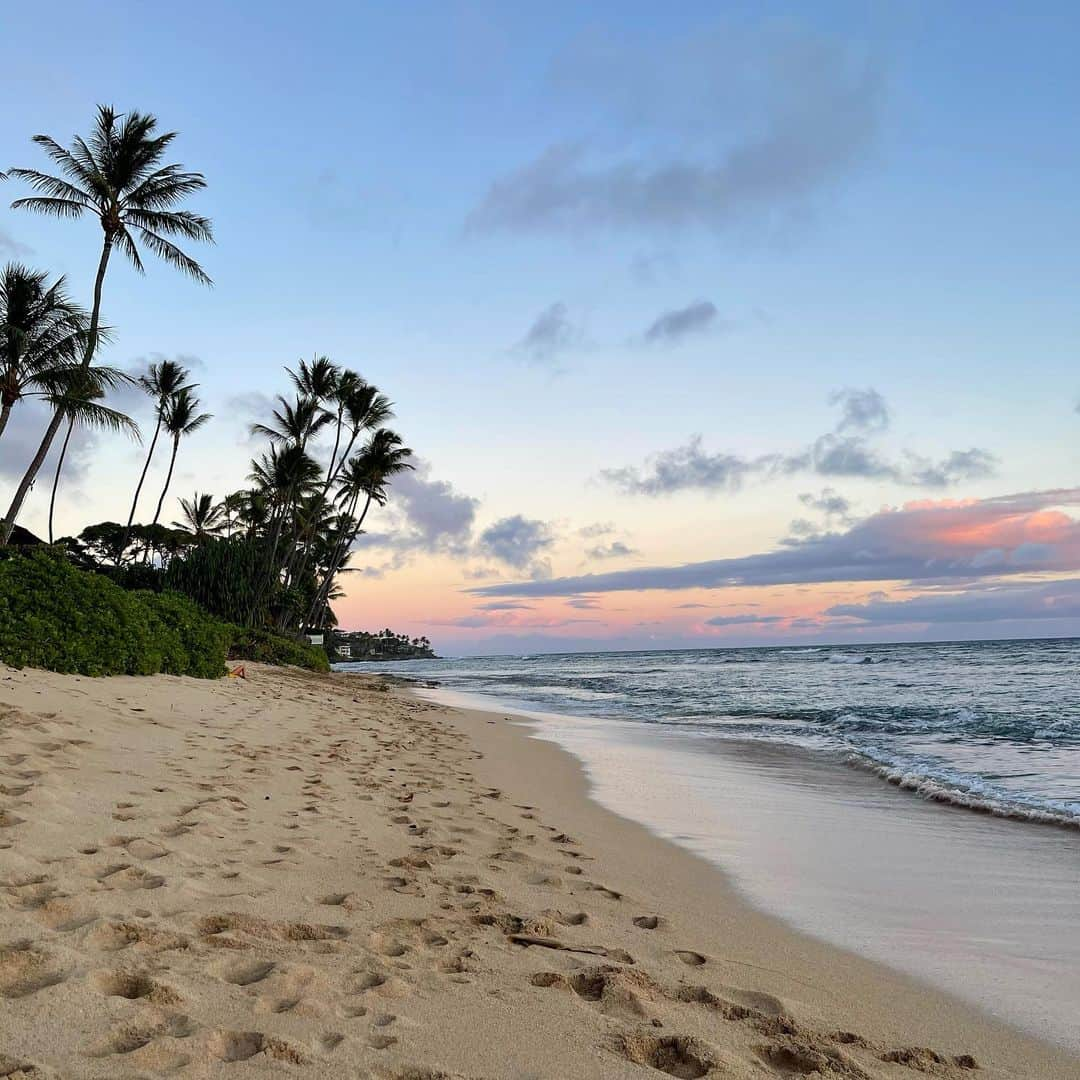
305;429;413;629
151;387;211;525
320;376;393;497
1;263;91;440
1;105;212;543
125;358;193;533
47;369;140;542
173;492;224;539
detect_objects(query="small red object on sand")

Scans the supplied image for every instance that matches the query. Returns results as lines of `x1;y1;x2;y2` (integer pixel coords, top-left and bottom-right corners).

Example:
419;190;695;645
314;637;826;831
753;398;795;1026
228;665;247;679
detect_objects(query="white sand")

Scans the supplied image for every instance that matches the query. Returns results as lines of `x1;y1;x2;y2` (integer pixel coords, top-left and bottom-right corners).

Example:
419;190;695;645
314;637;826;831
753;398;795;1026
0;662;1075;1078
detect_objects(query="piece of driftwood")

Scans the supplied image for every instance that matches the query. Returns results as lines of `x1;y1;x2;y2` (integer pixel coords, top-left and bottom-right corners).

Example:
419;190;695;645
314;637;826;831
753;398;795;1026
508;934;634;963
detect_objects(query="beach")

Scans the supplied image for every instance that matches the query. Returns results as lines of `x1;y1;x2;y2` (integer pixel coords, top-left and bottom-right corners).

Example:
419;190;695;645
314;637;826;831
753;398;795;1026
1;663;1076;1079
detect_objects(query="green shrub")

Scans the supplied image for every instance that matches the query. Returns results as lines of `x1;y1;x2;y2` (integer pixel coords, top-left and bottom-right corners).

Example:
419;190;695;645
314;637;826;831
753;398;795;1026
228;626;330;673
164;536;270;627
0;549;230;678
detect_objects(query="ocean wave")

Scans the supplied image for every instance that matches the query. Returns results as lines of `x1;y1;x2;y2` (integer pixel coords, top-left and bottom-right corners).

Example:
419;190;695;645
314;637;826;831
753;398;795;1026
845;751;1080;830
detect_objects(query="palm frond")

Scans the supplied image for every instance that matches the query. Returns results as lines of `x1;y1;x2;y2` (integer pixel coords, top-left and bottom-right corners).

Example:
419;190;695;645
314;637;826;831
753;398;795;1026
135;227;212;284
9;196;89;219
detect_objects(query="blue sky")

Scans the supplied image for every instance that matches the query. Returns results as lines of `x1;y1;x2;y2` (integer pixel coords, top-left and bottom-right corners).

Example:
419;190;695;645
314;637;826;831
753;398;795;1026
2;2;1079;653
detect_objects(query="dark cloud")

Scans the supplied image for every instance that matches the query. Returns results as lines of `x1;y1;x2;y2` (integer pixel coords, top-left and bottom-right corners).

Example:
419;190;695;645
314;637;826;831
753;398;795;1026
470;488;1080;598
643;300;719;345
586;540;637;560
603;435;755;495
354;458;479;559
466;24;881;236
513;302;580;367
830;387;889;433
603;390;997;495
798;487;852;518
902;448;997;488
477;600;535;611
706;613;783;626
477;514;555;575
566;596;601;609
828;579;1080;626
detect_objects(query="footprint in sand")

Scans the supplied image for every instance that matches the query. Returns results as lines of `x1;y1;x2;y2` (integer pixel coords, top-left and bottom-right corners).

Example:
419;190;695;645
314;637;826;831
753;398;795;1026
206;1030;308;1065
0;940;69;998
215;957;276;985
674;949;707;966
91;969;181;1005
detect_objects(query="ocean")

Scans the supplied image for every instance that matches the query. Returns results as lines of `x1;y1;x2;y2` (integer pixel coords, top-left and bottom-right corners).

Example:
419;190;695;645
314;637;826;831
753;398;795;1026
340;638;1080;1049
346;638;1080;828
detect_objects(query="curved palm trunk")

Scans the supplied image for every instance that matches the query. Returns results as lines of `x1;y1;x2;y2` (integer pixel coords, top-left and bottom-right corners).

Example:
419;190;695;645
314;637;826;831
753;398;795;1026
324;406;344;489
48;415;76;543
0;401;14;441
1;409;64;542
151;435;181;526
0;235;113;545
125;413;163;530
306;492;373;630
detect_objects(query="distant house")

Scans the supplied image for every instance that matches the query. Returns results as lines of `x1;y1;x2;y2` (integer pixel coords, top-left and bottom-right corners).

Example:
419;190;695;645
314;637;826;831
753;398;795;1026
337;644;352;658
305;633;324;647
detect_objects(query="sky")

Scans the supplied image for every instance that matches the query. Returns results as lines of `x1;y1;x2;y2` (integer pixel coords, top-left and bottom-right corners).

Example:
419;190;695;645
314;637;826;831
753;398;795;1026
2;2;1079;655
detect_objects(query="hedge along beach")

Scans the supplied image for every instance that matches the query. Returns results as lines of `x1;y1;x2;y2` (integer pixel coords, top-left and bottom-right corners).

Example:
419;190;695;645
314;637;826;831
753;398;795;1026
1;663;1077;1079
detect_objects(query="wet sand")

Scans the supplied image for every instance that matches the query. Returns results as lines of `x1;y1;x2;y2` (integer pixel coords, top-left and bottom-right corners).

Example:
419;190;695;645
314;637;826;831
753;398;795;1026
426;688;1080;1052
0;662;1076;1078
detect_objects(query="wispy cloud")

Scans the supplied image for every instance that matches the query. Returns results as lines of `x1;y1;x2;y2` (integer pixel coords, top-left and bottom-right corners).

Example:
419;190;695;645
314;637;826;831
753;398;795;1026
466;23;882;237
470;488;1080;597
586;540;637;560
512;302;581;367
642;300;720;345
602;389;996;495
829;578;1080;626
706;613;783;626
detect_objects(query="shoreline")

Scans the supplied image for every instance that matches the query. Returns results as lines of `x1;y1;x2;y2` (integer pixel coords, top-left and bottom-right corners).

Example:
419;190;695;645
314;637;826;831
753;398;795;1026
0;663;1075;1078
423;682;1080;1069
418;681;1080;1055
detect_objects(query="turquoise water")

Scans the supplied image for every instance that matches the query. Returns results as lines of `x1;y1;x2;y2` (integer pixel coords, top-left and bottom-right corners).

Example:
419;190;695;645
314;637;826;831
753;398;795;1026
342;638;1080;828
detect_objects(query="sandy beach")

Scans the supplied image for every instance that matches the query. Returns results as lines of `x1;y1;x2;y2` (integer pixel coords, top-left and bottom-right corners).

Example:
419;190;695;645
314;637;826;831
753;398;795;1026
0;663;1076;1080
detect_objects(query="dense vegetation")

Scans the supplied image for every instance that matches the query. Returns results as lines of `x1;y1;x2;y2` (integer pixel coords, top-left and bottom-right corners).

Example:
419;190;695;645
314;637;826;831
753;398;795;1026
332;629;434;661
0;105;424;673
0;549;231;677
229;627;329;673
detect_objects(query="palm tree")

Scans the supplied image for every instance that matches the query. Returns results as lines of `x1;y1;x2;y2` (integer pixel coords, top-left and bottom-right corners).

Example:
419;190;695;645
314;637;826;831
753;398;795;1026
305;429;413;628
125;359;193;533
47;369;140;542
151;387;211;525
1;104;212;543
250;394;330;452
321;376;393;496
218;491;246;538
287;355;340;404
249;441;322;586
0;264;90;440
174;492;224;539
